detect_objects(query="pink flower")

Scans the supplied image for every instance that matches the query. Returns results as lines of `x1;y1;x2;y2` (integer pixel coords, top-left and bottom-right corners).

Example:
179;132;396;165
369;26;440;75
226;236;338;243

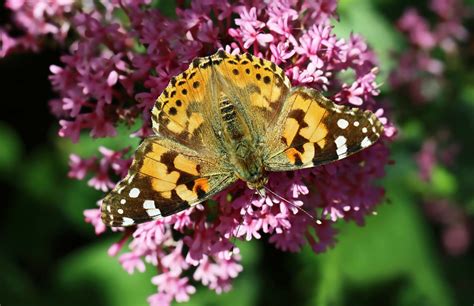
416;139;437;182
68;154;96;180
84;206;106;235
397;9;437;50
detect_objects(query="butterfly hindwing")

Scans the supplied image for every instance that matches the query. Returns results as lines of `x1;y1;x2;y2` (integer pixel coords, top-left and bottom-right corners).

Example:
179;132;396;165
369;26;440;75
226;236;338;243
265;86;383;171
101;137;235;227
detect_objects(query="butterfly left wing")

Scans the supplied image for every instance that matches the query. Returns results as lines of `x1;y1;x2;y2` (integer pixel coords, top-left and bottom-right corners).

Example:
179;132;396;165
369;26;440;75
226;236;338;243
101;137;235;227
265;86;383;171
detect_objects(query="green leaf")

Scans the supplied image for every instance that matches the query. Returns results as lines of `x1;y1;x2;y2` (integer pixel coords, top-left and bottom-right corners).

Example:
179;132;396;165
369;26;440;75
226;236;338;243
0;122;22;175
55;240;155;306
299;153;454;306
0;254;39;305
430;166;457;197
60;179;104;232
58;121;142;158
20;148;62;202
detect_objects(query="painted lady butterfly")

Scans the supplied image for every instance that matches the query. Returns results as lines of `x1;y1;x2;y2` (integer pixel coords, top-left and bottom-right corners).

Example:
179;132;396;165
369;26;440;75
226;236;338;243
101;51;383;227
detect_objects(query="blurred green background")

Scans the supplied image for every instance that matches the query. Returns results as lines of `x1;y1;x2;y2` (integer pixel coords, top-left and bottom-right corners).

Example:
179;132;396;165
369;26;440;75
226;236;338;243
0;0;473;305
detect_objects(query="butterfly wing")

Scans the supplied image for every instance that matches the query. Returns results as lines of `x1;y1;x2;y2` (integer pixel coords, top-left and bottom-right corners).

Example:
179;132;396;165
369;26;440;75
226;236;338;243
209;51;291;140
102;54;237;227
265;86;383;171
101;137;235;227
151;54;223;154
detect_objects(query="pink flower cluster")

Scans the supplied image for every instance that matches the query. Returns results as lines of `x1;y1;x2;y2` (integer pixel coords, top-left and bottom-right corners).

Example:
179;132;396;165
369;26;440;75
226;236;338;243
4;1;395;305
416;132;459;182
391;0;467;182
424;199;471;256
391;0;470;257
389;0;469;102
1;0;74;57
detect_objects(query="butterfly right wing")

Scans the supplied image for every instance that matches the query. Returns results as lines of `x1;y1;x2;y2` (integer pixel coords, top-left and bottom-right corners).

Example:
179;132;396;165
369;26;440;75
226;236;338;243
101;137;235;227
265;86;383;171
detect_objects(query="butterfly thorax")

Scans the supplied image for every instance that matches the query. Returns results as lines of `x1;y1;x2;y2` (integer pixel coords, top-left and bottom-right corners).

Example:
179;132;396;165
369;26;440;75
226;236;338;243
219;94;268;190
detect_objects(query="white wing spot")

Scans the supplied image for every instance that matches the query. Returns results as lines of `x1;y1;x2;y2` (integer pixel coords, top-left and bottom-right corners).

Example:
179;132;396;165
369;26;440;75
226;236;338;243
106;205;111;213
337;146;348;159
335;136;346;147
337;119;349;129
122;217;134;226
335;136;348;159
362;127;368;133
117;208;124;214
129;188;140;198
143;200;156;209
372;126;377;133
147;209;162;218
361;136;372;148
120;199;126;205
354;121;360;127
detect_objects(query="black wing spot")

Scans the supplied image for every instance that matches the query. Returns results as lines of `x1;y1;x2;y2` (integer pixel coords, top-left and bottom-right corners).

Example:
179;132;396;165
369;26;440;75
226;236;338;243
263;76;271;84
188;71;197;79
193;81;200;88
293;154;303;166
169;107;177;115
196;185;207;199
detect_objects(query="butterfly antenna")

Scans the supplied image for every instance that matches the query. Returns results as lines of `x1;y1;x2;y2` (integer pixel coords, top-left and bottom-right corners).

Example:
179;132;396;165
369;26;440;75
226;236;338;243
263;186;320;223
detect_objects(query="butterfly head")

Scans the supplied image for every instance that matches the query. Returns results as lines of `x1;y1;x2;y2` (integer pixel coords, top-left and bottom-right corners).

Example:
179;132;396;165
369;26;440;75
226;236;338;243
232;153;268;191
246;175;268;192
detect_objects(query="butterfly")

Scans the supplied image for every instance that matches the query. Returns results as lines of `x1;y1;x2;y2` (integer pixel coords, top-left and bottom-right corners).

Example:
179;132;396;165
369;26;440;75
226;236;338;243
101;50;383;227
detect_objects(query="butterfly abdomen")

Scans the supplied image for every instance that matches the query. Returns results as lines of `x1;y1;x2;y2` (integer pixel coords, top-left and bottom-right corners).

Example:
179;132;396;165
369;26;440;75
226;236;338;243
219;95;248;143
220;98;237;123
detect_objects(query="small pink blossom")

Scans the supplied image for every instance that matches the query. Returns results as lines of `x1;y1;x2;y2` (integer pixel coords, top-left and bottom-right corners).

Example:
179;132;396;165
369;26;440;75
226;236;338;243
84;207;106;235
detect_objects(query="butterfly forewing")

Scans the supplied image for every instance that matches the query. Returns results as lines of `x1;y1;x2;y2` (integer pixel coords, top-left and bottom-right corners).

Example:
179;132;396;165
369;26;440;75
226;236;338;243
265;86;383;171
151;57;221;154
101;137;235;227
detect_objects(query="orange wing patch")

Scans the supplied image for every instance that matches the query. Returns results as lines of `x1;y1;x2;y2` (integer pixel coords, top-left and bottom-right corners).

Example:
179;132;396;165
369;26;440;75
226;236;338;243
281;89;328;150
